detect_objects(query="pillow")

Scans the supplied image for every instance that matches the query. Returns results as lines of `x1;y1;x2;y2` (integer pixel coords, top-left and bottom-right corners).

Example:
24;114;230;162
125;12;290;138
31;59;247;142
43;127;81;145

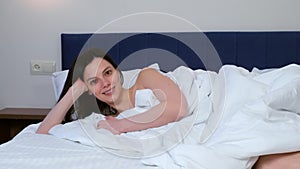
263;78;300;114
51;63;160;101
52;70;69;101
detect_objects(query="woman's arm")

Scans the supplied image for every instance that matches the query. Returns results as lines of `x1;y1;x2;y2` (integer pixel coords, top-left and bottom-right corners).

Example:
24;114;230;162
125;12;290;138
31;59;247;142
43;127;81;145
36;79;87;134
99;68;188;134
253;152;300;169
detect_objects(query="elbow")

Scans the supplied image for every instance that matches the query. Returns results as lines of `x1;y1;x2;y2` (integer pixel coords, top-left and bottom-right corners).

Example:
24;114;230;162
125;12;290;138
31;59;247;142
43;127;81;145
36;125;50;135
177;102;188;120
169;97;188;122
165;93;188;122
167;100;188;122
36;130;49;135
36;128;49;135
176;95;188;120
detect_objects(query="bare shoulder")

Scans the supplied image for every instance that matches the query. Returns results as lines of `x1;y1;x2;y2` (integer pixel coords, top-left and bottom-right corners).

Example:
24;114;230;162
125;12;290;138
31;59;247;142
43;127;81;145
135;67;174;89
139;67;160;78
130;68;157;89
137;67;165;81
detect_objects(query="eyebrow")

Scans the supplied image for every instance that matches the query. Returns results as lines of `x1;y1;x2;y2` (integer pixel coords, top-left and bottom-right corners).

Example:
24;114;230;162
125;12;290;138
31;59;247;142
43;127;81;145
86;66;112;82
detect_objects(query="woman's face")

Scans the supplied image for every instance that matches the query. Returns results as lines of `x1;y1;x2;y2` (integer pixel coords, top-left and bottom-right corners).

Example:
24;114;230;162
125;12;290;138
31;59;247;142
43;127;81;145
83;57;122;105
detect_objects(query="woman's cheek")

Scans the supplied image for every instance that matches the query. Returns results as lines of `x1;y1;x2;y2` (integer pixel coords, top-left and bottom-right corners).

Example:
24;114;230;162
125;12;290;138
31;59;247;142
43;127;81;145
93;87;101;96
87;85;97;96
112;72;121;84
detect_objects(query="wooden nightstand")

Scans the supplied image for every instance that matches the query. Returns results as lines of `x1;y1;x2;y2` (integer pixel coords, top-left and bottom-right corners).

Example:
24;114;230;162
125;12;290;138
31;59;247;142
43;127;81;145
0;108;50;144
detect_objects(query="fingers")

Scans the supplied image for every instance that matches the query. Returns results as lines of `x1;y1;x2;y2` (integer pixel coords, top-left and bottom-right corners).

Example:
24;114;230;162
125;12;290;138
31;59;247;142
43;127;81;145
97;119;120;135
97;120;109;129
70;79;89;99
105;116;115;120
76;78;88;92
96;122;101;129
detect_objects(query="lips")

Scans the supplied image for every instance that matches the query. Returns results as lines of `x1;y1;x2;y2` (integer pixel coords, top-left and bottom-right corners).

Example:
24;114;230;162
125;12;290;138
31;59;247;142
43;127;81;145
102;86;115;95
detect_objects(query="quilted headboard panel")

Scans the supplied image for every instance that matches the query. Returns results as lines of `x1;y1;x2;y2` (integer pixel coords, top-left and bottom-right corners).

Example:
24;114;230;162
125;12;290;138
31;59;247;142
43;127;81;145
61;32;300;71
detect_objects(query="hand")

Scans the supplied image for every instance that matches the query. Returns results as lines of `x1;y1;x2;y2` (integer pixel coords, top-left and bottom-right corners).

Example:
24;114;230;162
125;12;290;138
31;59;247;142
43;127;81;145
97;116;122;135
71;78;88;99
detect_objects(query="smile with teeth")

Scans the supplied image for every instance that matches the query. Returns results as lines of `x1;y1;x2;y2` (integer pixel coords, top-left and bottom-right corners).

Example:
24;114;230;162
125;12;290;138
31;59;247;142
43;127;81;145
102;87;115;95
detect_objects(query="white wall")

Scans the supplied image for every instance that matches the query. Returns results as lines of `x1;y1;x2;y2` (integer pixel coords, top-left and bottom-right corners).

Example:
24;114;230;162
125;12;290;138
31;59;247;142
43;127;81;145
0;0;299;108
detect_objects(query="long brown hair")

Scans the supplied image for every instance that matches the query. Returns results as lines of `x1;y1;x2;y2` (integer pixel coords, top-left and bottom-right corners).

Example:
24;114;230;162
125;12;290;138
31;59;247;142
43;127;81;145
59;48;123;123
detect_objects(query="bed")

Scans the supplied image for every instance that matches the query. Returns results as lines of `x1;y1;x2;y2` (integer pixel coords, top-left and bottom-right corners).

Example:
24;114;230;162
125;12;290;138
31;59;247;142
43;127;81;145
1;31;300;169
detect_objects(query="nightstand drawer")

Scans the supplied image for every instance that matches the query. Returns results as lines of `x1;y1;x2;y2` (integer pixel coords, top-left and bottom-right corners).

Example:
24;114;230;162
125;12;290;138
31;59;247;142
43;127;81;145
0;108;50;144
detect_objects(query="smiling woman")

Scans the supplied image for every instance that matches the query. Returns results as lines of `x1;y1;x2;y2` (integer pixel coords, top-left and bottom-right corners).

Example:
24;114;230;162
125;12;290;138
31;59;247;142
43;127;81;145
83;58;124;107
36;48;188;135
71;48;124;118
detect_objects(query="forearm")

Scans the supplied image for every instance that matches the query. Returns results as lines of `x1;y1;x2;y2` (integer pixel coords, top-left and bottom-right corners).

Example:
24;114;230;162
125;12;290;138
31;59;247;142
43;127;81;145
36;85;83;134
116;68;188;133
119;102;186;133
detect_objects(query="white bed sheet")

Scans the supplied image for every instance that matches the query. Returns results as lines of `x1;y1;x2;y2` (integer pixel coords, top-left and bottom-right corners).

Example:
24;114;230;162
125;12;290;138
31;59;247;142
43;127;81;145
0;124;157;169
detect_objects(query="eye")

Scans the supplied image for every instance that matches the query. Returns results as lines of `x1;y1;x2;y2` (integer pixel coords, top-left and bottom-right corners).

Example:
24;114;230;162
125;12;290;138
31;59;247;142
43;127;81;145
104;69;113;77
89;78;99;85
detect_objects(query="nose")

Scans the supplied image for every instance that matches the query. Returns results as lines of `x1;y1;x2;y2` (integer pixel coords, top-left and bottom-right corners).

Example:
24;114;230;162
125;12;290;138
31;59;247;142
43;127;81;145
101;77;110;89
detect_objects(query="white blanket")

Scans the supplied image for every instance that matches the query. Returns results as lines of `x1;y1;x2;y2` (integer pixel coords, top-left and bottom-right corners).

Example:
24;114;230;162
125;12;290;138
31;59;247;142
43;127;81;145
145;64;300;169
2;64;300;169
143;64;300;169
49;65;215;157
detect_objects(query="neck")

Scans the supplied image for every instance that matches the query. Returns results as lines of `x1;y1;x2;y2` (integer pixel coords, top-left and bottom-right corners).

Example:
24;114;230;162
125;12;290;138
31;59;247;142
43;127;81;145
111;88;134;113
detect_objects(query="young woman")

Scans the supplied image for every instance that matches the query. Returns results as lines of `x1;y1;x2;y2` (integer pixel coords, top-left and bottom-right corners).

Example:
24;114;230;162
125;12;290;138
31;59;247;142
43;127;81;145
36;48;188;134
36;48;300;168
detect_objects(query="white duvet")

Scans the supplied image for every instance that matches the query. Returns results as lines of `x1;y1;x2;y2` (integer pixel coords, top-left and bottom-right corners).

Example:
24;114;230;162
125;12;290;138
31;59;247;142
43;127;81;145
1;64;300;169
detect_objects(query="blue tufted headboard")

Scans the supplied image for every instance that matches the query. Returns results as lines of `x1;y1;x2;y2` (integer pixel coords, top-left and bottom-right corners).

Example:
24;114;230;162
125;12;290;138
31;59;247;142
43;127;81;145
61;32;300;72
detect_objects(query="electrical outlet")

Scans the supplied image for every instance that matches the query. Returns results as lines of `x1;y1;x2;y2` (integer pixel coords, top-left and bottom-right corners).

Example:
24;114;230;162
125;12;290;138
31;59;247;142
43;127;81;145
30;60;56;75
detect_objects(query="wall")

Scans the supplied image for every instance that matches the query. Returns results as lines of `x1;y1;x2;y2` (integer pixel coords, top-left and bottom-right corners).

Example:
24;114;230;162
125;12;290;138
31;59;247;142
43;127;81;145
0;0;299;108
